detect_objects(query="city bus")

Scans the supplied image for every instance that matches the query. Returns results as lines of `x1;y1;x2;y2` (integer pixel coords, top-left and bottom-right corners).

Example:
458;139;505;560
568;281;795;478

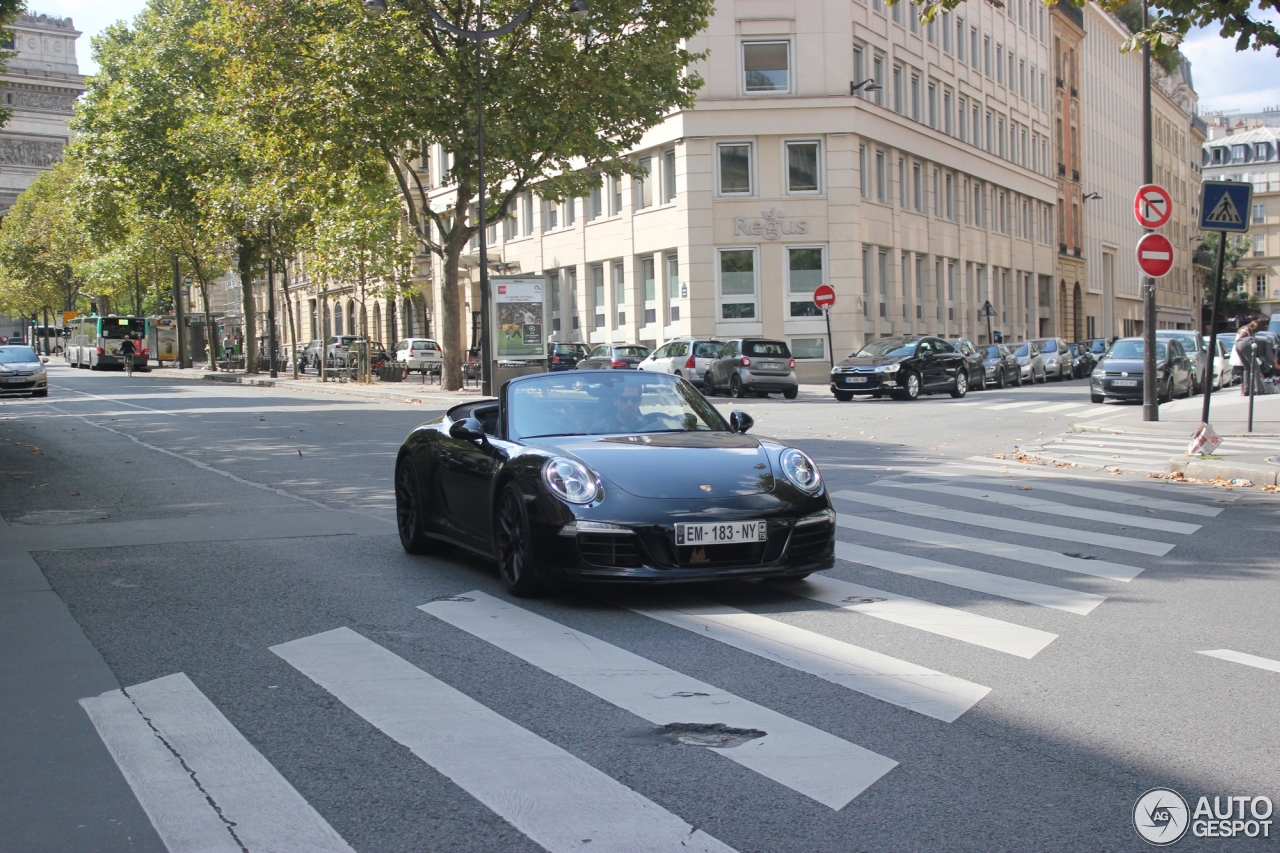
66;315;149;371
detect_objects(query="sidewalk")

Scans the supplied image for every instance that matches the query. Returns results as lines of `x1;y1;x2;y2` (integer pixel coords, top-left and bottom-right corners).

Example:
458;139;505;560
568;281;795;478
138;365;484;406
1072;387;1280;485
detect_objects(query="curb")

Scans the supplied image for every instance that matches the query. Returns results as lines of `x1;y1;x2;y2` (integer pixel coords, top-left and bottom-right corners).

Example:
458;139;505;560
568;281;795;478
1165;457;1280;486
131;367;476;405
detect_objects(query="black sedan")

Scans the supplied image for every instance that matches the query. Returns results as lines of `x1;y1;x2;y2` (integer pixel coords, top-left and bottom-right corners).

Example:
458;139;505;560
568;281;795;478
830;336;969;401
1090;337;1193;403
983;344;1021;388
548;342;591;371
951;338;987;391
394;371;835;596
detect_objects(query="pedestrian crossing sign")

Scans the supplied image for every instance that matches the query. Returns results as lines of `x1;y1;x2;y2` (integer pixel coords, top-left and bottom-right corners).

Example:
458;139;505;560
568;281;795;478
1200;181;1252;232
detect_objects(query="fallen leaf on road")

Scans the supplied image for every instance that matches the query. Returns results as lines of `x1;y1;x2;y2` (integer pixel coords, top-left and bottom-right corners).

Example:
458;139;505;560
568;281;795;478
297;450;303;457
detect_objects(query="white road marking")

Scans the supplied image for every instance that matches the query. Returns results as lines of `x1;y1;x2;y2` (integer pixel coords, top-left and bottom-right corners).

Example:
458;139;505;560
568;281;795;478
836;540;1106;615
780;574;1057;658
1026;402;1094;413
1046;441;1175;458
883;482;1200;534
955;457;1243;500
612;590;990;722
1067;410;1130;423
419;592;896;809
832;489;1174;556
900;472;1223;517
81;673;355;853
1196;649;1280;674
984;401;1042;410
834;512;1144;582
272;627;738;853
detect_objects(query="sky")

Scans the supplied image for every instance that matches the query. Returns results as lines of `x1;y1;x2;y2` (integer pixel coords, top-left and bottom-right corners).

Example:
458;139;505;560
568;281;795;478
27;0;1280;115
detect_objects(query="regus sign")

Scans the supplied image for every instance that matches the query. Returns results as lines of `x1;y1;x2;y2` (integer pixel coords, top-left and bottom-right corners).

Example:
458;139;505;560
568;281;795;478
734;207;809;240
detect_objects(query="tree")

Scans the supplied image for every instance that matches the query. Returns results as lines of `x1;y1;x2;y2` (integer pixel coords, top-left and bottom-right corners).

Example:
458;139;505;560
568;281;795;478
215;0;712;389
1200;232;1261;323
0;159;91;317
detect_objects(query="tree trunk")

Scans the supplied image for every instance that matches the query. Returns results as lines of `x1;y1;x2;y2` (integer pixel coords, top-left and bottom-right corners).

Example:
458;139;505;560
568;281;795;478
282;259;299;379
134;266;143;316
237;239;258;374
201;282;217;371
440;243;465;391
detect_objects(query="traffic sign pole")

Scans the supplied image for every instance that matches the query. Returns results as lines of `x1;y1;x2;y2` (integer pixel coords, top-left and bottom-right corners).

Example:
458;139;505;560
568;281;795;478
812;284;836;369
1200;233;1229;428
1196;181;1253;436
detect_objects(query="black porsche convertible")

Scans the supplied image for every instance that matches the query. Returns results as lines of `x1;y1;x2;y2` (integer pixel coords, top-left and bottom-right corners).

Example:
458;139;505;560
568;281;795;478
395;371;835;596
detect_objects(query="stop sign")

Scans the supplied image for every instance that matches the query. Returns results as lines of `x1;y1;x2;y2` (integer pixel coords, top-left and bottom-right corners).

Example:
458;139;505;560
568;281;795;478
1136;233;1174;278
813;284;836;310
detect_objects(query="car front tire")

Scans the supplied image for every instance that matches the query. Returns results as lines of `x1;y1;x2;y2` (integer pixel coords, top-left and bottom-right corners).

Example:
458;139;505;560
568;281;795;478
495;483;542;598
396;454;442;555
729;375;746;398
783;386;798;400
892;372;921;401
950;370;968;398
834;390;854;402
1091;392;1105;403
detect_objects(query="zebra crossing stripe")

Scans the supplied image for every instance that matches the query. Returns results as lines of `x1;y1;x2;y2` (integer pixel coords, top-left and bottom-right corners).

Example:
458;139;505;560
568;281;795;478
271;627;739;853
612;590;990;722
1196;649;1280;674
836;541;1106;615
1027;402;1093;413
834;512;1144;582
1047;441;1174;458
984;401;1042;410
901;471;1223;517
884;482;1201;534
781;574;1057;659
833;489;1175;556
954;457;1243;500
81;673;355;853
419;591;897;810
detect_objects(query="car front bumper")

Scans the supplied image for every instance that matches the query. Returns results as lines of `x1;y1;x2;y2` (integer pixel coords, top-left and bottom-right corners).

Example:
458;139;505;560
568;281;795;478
831;373;899;393
0;374;46;392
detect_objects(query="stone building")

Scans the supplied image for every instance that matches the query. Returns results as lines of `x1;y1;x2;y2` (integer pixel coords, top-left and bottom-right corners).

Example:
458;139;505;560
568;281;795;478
1150;57;1201;330
1049;1;1086;340
0;12;83;216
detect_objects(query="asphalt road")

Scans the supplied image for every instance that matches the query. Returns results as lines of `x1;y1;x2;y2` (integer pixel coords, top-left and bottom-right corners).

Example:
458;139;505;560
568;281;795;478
4;363;1279;852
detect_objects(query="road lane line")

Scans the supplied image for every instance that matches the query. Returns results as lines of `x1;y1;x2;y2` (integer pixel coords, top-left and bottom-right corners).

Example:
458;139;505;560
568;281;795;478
273;628;736;853
984;401;1042;410
779;575;1057;659
83;673;355;853
1026;402;1093;413
612;591;989;722
900;472;1223;517
79;689;245;853
419;591;896;809
832;489;1175;556
955;457;1243;500
883;482;1200;534
1196;649;1280;674
1046;442;1175;458
836;541;1106;615
834;513;1144;582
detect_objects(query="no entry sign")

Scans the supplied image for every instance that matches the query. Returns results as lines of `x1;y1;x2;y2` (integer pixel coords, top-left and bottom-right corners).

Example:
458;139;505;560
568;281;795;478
1134;184;1172;229
1136;232;1174;278
813;284;836;310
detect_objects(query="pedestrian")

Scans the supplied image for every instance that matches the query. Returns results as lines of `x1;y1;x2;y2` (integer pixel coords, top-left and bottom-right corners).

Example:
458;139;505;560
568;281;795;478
119;334;137;377
1233;321;1272;395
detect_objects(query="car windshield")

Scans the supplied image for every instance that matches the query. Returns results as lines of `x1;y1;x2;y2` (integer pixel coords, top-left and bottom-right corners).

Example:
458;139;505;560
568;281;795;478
1090;340;1107;354
412;341;439;350
1160;333;1199;352
1014;344;1032;357
856;339;918;358
509;373;729;439
0;346;39;363
1035;340;1057;353
986;346;1002;359
553;344;588;355
614;346;649;358
745;341;790;357
100;318;146;340
693;342;722;358
1107;340;1167;359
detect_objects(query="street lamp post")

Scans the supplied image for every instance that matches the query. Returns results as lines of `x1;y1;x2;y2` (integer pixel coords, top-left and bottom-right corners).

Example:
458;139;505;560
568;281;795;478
365;0;588;396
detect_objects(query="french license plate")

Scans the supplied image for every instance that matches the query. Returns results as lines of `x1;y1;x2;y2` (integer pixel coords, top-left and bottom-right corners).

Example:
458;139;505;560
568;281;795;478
4;376;25;383
846;376;867;384
762;362;780;369
676;520;768;546
1113;379;1138;387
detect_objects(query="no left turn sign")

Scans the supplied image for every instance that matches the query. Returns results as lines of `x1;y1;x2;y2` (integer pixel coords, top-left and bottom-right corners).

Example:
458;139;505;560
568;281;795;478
1134;184;1172;229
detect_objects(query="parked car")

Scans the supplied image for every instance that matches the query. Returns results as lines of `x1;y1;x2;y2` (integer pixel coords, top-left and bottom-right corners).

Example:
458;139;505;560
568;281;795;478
0;345;48;397
830;336;969;401
1090;337;1193;403
325;335;365;365
548;342;591;372
576;344;650;370
704;339;800;399
983;344;1021;388
1154;330;1207;394
1211;336;1233;389
951;338;987;391
1067;342;1098;378
1029;337;1070;381
638;337;722;387
299;340;324;372
393;370;833;596
394;338;444;374
1013;341;1047;384
1081;338;1109;359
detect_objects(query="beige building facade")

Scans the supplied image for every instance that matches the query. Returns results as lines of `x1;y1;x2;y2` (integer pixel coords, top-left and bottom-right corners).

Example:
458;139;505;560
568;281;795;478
1050;2;1086;340
1150;60;1201;330
1203;127;1280;320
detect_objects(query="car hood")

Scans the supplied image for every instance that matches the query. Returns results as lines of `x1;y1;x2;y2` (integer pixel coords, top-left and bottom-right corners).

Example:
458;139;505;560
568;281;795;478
1101;358;1167;372
529;432;775;498
835;355;906;369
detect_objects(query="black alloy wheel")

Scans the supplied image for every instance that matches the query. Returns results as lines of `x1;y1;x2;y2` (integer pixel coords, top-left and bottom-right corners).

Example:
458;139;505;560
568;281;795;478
729;375;746;398
950;370;968;398
495;484;542;597
395;455;438;555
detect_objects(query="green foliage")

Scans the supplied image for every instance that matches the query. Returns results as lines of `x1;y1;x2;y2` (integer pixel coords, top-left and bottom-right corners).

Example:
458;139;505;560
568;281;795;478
1200;232;1261;316
0;159;89;314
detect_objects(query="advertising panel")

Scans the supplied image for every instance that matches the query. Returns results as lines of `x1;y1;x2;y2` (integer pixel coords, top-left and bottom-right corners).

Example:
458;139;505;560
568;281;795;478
491;276;546;360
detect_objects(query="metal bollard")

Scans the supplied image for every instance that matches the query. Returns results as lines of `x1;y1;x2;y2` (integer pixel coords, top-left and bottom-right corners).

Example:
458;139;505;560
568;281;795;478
1248;342;1257;433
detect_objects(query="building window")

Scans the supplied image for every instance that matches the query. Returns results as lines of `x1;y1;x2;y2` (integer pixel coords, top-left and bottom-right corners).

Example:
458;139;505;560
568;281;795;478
667;252;680;322
971;27;979;69
521;193;533;236
718;248;757;320
859;144;868;199
943;11;953;51
913;162;923;211
927;82;937;129
543;197;558;231
661;148;677;204
996;43;1004;84
791;337;826;360
717;142;753;195
549;270;561;331
1254;203;1265;222
984;35;992;77
612;259;626;326
956;17;965;62
591;263;605;329
1232;145;1247;162
588;178;602;220
786;140;821;193
610;175;623;215
899;157;907;208
879;249;889;317
1256;143;1269;160
1256;234;1266;257
943;88;953;136
635;155;653;210
1257;274;1268;296
911;73;921;121
945;172;954;219
788;246;826;317
743;41;790;93
640;255;656;324
872;53;885;106
563;197;575;227
893;64;904;113
875;149;887;202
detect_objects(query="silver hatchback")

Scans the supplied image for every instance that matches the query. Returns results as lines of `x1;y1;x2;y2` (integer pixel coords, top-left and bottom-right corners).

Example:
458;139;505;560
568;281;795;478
637;337;723;388
704;338;800;399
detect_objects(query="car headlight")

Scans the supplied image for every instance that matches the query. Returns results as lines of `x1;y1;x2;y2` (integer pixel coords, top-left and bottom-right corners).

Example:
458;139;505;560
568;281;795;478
542;457;602;504
877;363;900;373
1091;368;1105;379
779;448;822;493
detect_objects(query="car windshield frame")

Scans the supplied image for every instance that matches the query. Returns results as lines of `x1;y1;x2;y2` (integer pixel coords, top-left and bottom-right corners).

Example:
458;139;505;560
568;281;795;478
506;372;730;440
854;338;919;358
0;346;40;364
1106;340;1167;360
1157;332;1200;352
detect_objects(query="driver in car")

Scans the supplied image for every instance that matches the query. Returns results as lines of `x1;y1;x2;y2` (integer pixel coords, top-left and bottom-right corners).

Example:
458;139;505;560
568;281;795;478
591;387;645;434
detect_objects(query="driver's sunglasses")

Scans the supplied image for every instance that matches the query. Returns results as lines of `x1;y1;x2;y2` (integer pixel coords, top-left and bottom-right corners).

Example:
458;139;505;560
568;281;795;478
616;394;642;405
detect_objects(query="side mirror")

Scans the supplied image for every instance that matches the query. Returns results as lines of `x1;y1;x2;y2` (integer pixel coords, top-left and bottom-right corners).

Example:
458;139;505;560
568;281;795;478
449;416;487;443
41;357;48;363
729;410;754;434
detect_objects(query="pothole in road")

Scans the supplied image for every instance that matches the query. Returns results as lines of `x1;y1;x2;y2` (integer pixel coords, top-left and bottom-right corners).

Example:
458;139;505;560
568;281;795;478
655;723;766;749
